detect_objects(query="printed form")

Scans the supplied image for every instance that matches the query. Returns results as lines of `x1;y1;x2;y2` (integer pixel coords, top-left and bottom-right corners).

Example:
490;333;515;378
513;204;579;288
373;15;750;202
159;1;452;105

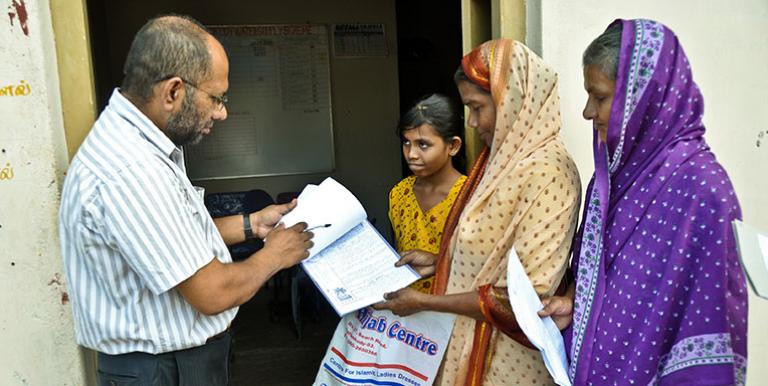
280;178;419;315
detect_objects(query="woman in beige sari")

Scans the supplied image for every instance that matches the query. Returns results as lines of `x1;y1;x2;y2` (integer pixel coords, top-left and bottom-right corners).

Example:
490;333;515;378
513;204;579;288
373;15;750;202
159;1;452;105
374;39;580;385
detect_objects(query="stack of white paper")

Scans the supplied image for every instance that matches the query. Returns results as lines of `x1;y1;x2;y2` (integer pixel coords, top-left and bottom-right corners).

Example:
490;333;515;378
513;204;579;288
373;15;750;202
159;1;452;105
279;178;420;315
280;178;367;258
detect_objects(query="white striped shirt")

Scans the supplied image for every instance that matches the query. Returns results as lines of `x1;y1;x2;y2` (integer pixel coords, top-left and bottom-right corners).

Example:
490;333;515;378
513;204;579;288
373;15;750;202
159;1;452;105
59;89;236;355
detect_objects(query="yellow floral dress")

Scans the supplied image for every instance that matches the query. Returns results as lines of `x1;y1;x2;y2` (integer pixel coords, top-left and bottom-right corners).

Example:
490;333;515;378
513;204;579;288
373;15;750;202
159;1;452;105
388;175;467;293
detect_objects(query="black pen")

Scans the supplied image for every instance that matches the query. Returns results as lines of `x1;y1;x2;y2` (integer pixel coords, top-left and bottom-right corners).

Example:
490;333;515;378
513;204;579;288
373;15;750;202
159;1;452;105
306;223;332;231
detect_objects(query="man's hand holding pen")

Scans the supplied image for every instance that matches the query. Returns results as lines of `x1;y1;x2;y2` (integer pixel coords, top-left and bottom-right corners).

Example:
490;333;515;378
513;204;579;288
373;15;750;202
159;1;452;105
262;222;314;268
256;198;318;268
306;223;332;232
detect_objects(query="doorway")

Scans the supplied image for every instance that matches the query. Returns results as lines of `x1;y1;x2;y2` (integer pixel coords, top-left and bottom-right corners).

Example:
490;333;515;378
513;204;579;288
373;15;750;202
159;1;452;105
395;0;464;176
81;1;463;385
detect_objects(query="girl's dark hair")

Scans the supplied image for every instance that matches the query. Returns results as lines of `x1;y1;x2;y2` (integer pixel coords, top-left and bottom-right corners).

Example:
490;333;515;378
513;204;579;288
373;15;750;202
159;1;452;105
397;93;466;172
397;94;462;141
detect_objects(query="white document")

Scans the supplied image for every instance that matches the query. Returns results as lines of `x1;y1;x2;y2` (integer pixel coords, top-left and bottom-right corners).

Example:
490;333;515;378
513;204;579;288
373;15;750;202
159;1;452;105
506;248;571;386
758;234;768;272
314;308;455;386
732;220;768;299
280;178;420;315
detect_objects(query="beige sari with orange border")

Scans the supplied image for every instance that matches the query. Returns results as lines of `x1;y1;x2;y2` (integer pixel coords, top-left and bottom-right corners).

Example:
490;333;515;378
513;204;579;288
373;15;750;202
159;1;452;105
433;40;581;386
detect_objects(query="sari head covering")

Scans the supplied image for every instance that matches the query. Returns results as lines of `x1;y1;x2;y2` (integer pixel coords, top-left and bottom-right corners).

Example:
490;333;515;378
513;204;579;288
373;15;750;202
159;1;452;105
567;19;748;385
434;39;581;385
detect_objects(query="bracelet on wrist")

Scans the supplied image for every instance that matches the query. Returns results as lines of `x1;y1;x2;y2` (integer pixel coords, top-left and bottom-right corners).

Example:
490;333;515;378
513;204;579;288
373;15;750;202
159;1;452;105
242;213;254;240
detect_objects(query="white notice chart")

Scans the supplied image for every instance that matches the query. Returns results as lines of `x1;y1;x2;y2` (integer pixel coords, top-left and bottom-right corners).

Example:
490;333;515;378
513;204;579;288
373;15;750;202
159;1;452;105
333;23;387;57
279;34;330;111
188;113;258;160
185;24;334;180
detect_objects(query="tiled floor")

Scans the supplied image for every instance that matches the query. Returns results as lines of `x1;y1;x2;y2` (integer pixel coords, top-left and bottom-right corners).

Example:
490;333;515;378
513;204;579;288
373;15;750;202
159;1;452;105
229;273;339;385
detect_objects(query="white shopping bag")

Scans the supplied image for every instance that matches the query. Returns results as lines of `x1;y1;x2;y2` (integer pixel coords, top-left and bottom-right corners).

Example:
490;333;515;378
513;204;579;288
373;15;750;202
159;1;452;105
314;307;455;386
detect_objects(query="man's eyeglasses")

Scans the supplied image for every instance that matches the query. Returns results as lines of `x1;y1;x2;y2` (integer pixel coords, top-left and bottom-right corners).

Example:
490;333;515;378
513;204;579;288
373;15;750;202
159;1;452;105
157;75;228;111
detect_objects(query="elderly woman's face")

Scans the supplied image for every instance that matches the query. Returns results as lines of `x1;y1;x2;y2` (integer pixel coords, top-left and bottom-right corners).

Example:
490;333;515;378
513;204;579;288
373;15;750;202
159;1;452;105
582;64;615;142
458;80;496;147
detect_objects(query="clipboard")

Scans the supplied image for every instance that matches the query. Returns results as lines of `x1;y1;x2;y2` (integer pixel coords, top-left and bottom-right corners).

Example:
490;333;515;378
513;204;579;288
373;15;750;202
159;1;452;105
732;220;768;299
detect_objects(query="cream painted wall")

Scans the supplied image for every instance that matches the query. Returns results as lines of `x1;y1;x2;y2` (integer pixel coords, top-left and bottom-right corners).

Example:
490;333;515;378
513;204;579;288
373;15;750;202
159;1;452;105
530;0;768;383
0;0;87;384
94;0;402;236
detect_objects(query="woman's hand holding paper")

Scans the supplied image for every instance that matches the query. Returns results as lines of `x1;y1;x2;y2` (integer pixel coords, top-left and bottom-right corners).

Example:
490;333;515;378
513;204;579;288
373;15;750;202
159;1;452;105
396;249;437;278
538;295;574;331
373;287;428;317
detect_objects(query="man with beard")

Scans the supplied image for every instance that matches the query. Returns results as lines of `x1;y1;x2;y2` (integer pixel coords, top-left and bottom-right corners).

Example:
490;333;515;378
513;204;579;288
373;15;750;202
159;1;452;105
58;15;313;385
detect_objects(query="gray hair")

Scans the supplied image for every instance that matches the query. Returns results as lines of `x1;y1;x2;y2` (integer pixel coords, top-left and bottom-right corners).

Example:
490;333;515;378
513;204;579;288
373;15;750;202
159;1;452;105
583;23;623;80
121;15;212;102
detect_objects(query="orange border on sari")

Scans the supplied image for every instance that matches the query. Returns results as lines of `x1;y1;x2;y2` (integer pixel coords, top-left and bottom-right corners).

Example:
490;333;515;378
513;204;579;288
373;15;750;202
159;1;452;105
432;147;491;385
461;48;491;92
433;146;489;295
465;321;493;386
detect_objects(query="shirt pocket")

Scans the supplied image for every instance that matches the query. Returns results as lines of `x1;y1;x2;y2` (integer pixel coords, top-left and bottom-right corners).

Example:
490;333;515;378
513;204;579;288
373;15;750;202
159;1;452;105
178;182;203;218
179;182;219;248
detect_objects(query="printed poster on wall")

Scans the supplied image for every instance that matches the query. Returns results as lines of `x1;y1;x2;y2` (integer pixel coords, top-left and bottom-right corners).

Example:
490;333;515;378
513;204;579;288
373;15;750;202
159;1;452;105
314;308;455;386
332;23;387;57
185;24;334;179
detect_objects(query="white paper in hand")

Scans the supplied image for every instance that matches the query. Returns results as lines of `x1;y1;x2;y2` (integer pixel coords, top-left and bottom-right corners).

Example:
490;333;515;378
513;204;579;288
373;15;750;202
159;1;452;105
275;177;419;315
506;247;571;386
759;234;768;273
732;220;768;299
279;178;367;258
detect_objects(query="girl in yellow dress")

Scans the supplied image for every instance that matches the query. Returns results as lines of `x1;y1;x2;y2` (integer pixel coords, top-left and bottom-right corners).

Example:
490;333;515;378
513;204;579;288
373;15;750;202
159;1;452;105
388;94;466;294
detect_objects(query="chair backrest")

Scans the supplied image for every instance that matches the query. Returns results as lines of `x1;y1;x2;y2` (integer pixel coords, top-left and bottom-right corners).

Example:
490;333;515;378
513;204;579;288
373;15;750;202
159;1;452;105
275;191;300;205
203;189;275;260
205;189;275;217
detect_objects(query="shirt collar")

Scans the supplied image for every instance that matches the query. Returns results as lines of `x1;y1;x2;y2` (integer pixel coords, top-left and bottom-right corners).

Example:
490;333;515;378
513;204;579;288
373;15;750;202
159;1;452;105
108;88;182;160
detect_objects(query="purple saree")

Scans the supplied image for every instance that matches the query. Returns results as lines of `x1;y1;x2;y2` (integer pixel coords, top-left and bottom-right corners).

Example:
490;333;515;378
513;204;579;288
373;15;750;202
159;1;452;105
566;19;748;385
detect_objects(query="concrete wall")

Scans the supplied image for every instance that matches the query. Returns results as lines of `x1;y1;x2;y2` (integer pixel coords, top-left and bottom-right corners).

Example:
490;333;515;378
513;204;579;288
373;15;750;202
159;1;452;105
0;0;87;384
530;1;768;383
88;0;402;236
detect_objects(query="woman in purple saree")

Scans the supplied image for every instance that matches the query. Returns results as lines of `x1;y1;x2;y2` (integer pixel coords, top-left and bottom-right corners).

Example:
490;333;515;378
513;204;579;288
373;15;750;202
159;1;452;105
566;19;748;385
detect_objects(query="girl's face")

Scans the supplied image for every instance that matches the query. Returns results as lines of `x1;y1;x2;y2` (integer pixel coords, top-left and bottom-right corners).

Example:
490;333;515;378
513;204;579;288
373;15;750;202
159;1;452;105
401;124;461;178
457;80;496;147
582;64;615;143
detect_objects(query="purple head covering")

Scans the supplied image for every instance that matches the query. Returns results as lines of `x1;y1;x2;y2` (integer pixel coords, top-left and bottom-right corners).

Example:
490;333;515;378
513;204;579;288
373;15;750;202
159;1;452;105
566;19;748;385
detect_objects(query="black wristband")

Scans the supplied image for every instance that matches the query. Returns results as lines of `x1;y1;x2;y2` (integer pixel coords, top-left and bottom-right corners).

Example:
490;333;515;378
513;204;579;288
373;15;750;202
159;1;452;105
243;213;254;240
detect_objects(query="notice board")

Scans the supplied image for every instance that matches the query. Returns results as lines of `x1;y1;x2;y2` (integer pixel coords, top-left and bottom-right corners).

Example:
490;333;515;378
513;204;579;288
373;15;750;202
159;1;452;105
185;24;334;180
